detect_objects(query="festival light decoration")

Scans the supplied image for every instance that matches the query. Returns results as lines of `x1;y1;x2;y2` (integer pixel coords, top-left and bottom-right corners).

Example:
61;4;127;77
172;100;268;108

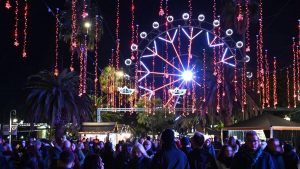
264;50;270;107
94;16;100;105
115;0;120;70
70;0;77;71
22;0;28;58
13;0;19;46
273;57;277;108
81;0;88;18
118;86;135;95
292;37;297;108
5;0;11;9
287;68;290;108
54;8;59;76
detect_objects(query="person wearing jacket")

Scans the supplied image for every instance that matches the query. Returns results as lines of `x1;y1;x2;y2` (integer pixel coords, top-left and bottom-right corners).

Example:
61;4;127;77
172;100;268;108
151;129;190;169
231;131;275;169
264;138;285;169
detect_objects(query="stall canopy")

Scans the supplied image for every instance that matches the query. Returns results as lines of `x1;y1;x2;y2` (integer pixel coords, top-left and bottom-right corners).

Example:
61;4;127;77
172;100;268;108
223;114;300;131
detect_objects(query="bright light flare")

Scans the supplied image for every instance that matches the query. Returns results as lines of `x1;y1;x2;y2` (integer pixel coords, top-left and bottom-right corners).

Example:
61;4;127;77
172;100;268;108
182;70;194;81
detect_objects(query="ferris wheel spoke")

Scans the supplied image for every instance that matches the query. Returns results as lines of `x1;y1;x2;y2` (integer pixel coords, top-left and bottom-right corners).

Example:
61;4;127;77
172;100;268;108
152;78;182;93
146;47;183;73
137;70;182;77
166;32;186;71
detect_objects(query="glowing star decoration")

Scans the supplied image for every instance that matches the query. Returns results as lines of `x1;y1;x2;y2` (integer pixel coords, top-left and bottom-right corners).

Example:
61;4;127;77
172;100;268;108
206;32;224;47
140;32;147;39
167;16;174;23
118;86;135;95
182;70;194;81
81;12;88;18
159;8;164;16
125;59;132;66
198;14;205;22
237;14;244;21
169;87;187;96
5;0;11;9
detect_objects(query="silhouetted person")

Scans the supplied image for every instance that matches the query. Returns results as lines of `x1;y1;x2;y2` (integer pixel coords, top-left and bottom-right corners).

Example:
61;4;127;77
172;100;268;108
264;138;285;169
283;143;299;169
83;154;104;169
128;143;151;169
180;137;192;156
216;145;233;169
56;150;75;169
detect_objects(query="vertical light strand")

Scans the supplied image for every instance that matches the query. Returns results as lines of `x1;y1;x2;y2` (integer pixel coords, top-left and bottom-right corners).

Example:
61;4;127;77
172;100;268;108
264;50;270;107
83;35;87;94
94;16;100;105
22;0;28;58
258;0;265;106
245;0;250;52
81;0;88;18
5;0;11;9
130;0;135;61
297;45;300;102
292;37;297;108
188;0;192;26
159;0;164;16
273;57;277;108
14;0;19;46
287;68;290;108
79;46;84;96
54;8;59;76
203;49;207;113
163;0;169;106
256;35;260;94
70;0;77;71
115;0;120;70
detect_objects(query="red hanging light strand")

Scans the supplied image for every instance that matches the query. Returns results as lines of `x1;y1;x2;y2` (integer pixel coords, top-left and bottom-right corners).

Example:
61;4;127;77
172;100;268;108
292;37;297;108
130;0;135;61
54;8;59;76
79;47;84;96
158;0;164;16
188;0;192;26
264;50;270;107
94;16;100;105
22;0;28;58
245;0;250;52
256;35;260;94
70;0;77;71
115;0;120;70
273;57;277;108
83;35;88;94
81;0;88;18
14;0;19;46
287;68;290;108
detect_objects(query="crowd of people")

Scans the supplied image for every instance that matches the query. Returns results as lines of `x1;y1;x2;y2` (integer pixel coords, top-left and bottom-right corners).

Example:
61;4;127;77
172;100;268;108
0;129;299;169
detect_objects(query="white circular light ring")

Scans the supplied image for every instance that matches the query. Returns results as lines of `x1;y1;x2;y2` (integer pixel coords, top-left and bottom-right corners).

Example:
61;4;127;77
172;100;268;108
198;14;205;22
246;72;253;79
140;32;147;39
213;20;220;27
236;41;244;48
244;55;250;62
125;59;132;66
131;43;138;51
182;13;189;20
152;22;159;29
225;29;233;36
167;16;174;23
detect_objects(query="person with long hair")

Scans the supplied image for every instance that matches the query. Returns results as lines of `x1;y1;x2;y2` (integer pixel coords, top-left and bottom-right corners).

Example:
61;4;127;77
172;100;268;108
83;154;104;169
128;143;151;169
216;145;234;169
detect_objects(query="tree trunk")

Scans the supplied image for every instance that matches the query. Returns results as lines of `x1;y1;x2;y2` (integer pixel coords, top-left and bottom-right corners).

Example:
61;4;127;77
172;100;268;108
223;115;232;127
55;123;65;146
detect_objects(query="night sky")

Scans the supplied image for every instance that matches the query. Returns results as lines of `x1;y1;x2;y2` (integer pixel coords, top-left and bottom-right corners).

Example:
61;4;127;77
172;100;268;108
0;0;299;122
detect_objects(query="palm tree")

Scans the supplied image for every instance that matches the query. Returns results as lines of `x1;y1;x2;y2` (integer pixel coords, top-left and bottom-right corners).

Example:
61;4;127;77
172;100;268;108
24;69;92;143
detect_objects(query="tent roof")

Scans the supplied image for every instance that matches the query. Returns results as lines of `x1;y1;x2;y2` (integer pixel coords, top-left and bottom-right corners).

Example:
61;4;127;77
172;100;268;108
223;114;300;130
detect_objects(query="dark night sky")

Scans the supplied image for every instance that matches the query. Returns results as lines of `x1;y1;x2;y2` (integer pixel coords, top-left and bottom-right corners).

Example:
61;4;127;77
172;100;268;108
0;0;299;122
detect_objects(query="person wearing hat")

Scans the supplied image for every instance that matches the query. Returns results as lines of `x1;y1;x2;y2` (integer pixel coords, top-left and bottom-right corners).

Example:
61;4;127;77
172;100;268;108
151;129;190;169
188;131;218;169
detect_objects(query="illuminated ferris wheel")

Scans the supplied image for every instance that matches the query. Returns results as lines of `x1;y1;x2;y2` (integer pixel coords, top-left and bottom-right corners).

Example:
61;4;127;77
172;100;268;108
126;13;245;109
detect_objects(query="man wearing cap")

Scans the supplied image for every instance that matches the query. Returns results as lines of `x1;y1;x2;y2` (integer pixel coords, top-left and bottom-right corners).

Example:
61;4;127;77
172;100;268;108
188;131;218;169
151;129;190;169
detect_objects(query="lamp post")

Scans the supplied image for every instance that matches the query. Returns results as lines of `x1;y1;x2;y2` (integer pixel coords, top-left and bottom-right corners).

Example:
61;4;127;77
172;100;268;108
9;109;16;145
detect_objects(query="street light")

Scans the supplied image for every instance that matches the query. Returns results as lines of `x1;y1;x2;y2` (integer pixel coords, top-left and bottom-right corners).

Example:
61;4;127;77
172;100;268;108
9;109;16;145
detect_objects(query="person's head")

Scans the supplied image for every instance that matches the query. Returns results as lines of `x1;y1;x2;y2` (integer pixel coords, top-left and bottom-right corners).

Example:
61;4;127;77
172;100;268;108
71;143;76;151
245;131;260;152
161;129;175;147
143;140;152;151
61;135;67;142
214;136;220;142
191;131;205;148
138;138;145;145
34;140;42;150
83;154;104;169
283;143;294;153
58;151;75;168
132;143;149;159
228;136;236;146
21;140;26;147
116;143;122;152
181;137;191;147
204;138;211;147
3;143;12;152
99;141;104;149
218;145;233;159
267;138;281;153
63;140;71;151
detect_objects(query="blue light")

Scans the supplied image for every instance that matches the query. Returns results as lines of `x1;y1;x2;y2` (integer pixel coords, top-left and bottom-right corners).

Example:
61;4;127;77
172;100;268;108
182;70;193;81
